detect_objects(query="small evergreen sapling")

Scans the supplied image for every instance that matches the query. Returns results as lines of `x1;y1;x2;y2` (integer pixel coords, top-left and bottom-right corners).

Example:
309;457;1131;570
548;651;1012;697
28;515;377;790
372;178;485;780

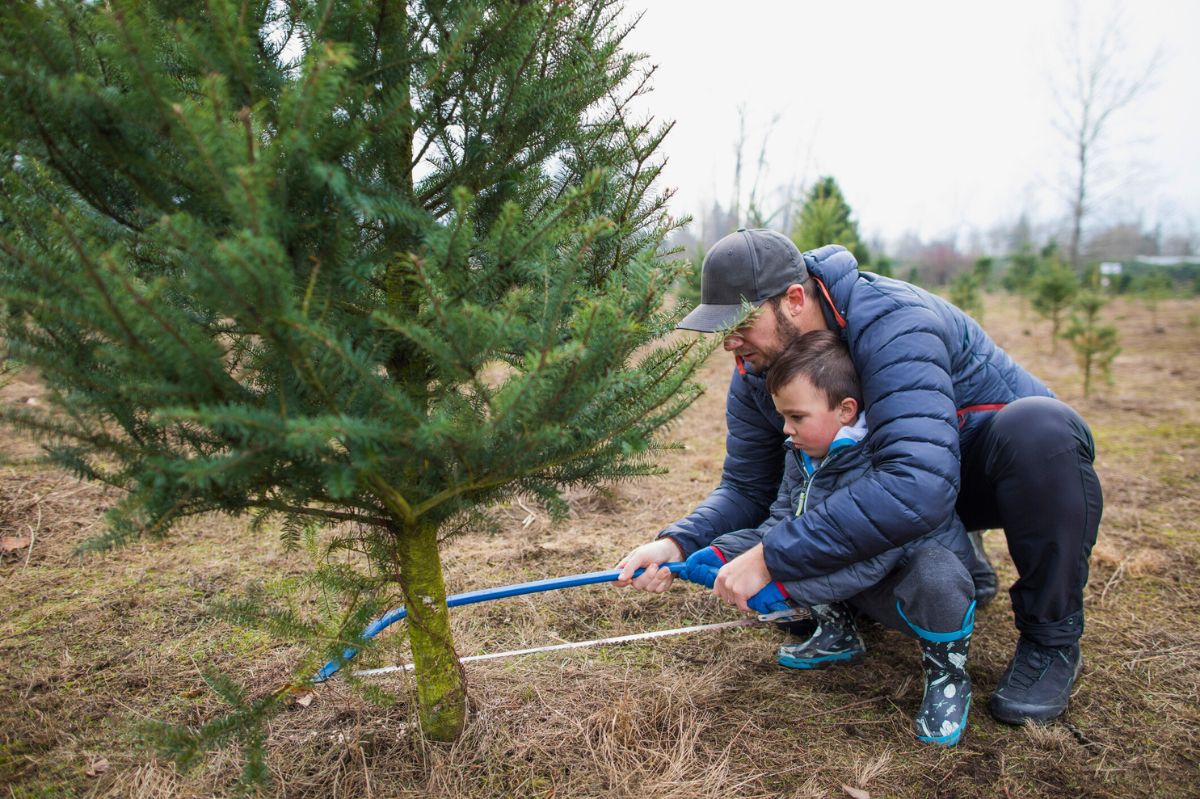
1134;270;1172;333
1002;245;1039;318
1031;256;1081;353
948;271;984;323
0;0;708;763
1063;290;1120;397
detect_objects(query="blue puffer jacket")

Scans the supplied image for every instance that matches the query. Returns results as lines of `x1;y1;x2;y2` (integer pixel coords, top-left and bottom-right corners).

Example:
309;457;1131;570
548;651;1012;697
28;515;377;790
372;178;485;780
658;244;1052;581
708;431;977;606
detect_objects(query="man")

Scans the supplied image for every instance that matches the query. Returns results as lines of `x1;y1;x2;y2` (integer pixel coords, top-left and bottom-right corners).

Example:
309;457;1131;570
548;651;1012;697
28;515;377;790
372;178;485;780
618;228;1102;725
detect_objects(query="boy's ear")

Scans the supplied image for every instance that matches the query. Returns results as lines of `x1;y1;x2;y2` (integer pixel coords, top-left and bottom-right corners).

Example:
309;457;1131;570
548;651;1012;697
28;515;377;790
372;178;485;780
838;397;859;425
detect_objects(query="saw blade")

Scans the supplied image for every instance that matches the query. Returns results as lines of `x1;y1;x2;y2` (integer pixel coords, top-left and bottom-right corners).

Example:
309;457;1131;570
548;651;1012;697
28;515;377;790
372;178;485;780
352;617;760;677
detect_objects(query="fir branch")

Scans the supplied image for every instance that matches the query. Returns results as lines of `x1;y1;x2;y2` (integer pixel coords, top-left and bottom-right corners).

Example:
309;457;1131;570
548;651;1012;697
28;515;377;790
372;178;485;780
50;208;153;359
249;499;391;530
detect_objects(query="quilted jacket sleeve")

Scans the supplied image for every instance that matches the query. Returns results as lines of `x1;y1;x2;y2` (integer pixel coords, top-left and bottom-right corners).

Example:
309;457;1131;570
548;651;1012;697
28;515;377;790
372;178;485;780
656;364;786;557
761;299;962;581
709;450;801;558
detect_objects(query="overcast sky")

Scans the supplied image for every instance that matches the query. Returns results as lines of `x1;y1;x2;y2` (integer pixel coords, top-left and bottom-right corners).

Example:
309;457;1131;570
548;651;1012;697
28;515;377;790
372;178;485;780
620;0;1199;248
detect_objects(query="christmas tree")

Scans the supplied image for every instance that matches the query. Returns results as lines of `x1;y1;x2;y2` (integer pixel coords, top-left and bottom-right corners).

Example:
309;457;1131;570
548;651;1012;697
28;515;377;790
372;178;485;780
0;0;706;757
791;176;871;268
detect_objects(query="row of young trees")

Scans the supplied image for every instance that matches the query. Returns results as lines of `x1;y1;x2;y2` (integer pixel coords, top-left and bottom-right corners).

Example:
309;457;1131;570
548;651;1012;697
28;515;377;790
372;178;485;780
947;243;1121;398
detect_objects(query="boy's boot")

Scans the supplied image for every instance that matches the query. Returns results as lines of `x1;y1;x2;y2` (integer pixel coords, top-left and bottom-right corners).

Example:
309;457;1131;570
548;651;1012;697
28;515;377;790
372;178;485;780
777;602;864;669
901;600;975;747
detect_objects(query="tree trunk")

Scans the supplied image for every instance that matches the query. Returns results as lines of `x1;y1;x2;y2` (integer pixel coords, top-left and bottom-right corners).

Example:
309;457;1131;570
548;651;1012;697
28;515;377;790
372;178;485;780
395;519;467;741
1069;140;1087;274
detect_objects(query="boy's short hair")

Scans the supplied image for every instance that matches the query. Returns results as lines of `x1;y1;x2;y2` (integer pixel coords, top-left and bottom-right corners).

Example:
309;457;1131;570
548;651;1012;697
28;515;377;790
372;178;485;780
766;330;863;410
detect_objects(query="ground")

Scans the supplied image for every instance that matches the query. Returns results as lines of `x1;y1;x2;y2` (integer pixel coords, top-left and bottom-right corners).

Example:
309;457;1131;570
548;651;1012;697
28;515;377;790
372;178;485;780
2;294;1198;798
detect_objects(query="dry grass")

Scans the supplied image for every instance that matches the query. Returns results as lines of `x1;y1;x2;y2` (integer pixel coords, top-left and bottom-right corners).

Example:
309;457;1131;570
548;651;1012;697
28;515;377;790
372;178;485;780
2;294;1199;797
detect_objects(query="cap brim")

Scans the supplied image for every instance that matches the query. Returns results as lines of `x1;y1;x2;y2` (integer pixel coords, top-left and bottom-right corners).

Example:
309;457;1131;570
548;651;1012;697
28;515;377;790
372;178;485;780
677;302;757;333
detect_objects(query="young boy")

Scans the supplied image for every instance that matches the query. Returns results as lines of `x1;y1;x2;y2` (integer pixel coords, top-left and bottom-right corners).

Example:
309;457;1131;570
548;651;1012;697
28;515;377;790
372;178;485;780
688;329;980;746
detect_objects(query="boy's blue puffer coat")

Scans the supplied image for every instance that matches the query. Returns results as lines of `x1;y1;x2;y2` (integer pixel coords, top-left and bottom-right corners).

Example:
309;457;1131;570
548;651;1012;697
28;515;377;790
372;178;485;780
708;435;977;606
658;245;1052;582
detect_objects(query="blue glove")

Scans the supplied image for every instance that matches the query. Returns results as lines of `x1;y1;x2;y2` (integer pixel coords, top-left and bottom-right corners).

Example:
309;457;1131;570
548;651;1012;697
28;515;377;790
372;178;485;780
680;546;725;588
681;547;793;615
746;581;791;615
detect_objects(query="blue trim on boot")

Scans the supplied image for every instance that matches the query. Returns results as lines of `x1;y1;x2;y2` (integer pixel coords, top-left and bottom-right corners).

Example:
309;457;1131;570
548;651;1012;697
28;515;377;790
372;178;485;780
778;649;861;669
897;600;976;642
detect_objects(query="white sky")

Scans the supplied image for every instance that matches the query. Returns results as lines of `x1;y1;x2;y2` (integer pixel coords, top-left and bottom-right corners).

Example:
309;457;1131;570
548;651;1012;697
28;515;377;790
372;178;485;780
620;0;1200;248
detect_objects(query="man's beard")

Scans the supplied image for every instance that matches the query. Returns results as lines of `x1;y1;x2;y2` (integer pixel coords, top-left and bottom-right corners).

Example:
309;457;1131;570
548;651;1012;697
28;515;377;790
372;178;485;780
760;308;803;370
775;307;803;344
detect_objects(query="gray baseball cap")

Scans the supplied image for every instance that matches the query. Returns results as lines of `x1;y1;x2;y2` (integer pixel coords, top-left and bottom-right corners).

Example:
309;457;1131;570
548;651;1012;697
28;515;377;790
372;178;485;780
678;228;809;332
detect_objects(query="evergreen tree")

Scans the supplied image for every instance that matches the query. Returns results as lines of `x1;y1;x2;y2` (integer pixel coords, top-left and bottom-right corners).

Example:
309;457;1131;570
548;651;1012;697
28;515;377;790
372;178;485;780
1002;246;1038;294
0;0;707;762
873;253;896;278
1063;290;1120;397
790;176;871;267
1030;255;1081;353
973;255;995;289
676;243;706;308
948;271;984;323
1133;270;1172;332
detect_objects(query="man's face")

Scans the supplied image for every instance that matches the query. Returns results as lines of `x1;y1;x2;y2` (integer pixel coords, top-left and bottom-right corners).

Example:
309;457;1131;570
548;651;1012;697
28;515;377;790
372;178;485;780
721;301;801;372
771;376;853;458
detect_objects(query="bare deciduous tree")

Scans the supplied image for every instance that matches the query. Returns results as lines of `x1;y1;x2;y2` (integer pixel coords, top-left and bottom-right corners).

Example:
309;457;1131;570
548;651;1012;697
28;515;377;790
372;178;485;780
1052;2;1162;272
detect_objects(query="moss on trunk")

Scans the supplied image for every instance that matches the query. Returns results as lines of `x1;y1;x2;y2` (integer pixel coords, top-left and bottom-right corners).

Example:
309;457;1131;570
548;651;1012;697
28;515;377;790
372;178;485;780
395;519;466;741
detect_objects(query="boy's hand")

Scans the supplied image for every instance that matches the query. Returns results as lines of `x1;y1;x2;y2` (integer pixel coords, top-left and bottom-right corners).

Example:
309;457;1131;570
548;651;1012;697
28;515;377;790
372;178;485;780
713;543;772;613
616;538;683;592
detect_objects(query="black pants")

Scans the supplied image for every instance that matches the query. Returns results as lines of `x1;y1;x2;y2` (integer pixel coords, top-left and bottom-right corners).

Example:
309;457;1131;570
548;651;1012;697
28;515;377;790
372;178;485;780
956;397;1103;647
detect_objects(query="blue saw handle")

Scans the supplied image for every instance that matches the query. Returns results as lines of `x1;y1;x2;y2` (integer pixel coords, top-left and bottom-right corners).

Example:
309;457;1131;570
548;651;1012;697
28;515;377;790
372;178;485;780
313;561;686;682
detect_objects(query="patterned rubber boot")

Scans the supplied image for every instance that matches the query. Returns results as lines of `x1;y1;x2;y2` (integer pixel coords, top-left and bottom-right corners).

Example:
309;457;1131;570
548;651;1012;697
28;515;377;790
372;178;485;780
900;600;975;747
777;602;865;670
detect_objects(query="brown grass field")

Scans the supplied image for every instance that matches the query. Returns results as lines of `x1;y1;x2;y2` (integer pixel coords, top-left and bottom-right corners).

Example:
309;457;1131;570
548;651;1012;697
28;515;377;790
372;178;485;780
2;293;1198;798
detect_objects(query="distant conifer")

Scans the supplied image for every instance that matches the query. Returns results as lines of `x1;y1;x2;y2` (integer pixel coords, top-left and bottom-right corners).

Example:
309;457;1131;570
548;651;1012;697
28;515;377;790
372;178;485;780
1063;290;1120;396
1031;253;1081;353
790;177;871;267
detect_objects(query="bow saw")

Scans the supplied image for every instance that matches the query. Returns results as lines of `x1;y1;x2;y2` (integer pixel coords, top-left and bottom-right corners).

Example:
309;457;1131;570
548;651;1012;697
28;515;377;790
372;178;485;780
314;561;808;681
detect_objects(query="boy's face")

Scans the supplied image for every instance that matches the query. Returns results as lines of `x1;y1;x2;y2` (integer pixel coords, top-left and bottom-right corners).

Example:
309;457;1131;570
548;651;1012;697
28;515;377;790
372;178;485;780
771;375;859;458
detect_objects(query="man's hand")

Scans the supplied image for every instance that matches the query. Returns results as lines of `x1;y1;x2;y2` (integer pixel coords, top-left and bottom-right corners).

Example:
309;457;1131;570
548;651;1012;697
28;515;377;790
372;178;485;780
713;543;772;612
616;538;683;592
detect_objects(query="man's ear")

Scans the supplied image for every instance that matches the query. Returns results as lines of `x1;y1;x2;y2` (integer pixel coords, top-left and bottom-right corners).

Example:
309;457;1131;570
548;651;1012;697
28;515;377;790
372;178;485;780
782;283;807;319
838;397;859;425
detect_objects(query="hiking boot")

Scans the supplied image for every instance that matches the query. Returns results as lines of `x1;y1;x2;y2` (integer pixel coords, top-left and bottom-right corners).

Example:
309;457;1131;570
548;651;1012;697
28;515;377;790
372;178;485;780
968;530;998;607
777;602;864;669
903;602;974;747
988;638;1082;725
